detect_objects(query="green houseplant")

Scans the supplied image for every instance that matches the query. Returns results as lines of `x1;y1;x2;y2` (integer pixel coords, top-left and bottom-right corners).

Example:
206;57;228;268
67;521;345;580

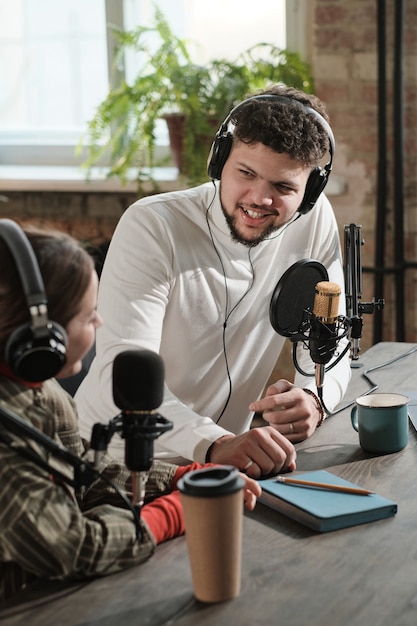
81;4;314;188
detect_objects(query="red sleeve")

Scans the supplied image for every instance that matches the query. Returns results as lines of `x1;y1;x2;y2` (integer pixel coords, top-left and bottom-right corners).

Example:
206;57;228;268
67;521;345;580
142;463;218;545
171;462;217;490
141;491;185;545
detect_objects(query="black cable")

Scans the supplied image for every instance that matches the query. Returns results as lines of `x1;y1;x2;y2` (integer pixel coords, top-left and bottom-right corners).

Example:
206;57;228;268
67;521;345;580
328;344;417;417
292;340;351;415
216;248;255;422
205;183;303;424
205;189;255;422
292;333;351;379
292;342;417;418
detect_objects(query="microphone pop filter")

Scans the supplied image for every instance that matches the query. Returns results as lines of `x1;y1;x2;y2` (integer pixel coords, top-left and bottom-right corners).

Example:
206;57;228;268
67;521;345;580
270;259;329;340
112;349;164;411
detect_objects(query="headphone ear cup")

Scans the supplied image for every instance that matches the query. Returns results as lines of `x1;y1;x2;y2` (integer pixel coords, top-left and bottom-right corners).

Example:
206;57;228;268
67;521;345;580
5;321;68;382
207;133;233;180
298;167;329;215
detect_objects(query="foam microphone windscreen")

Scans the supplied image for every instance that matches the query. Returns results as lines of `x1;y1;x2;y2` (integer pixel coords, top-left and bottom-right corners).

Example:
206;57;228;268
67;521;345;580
112;349;165;411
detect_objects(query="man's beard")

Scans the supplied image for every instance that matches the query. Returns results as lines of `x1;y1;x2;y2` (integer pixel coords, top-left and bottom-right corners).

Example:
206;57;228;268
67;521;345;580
220;205;279;248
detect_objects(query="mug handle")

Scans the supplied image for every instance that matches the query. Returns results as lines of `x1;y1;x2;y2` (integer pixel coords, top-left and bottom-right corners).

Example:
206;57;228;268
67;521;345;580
351;406;359;432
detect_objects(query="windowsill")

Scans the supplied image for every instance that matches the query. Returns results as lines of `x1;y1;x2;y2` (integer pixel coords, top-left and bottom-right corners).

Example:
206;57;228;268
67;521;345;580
0;165;346;195
0;165;182;193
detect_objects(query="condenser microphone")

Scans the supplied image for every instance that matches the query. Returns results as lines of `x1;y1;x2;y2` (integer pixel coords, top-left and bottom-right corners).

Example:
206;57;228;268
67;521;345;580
269;260;350;414
112;349;172;511
309;281;341;393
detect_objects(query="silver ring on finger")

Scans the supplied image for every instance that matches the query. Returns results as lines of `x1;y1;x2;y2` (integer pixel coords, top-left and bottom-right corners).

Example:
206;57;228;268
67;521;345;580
243;459;254;471
289;422;294;434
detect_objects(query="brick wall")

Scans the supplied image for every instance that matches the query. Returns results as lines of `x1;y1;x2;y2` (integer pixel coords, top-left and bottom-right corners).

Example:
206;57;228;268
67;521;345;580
313;0;417;352
1;190;137;246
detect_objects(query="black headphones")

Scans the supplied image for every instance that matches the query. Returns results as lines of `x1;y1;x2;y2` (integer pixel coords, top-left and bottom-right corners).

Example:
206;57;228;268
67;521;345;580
0;219;67;382
207;94;335;215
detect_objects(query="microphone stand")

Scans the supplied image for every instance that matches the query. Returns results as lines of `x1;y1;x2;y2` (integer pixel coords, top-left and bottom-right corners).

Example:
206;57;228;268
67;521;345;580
344;223;384;360
0;404;96;492
291;314;351;413
270;224;385;415
0;389;172;543
291;222;384;411
91;411;173;538
0;405;140;537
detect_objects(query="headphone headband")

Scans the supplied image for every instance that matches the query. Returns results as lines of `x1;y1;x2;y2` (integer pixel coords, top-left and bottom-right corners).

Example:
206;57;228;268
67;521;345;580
207;94;335;215
0;219;48;311
0;219;67;381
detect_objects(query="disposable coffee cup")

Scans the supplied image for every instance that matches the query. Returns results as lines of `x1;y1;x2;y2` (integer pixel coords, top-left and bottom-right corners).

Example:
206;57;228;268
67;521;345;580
351;392;409;453
178;465;245;603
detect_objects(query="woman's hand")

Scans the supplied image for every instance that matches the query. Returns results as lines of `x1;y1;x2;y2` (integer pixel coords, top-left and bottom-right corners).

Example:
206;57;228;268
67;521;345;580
240;473;262;510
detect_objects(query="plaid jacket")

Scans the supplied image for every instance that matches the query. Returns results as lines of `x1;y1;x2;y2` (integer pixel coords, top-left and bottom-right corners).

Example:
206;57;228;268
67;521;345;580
0;376;176;603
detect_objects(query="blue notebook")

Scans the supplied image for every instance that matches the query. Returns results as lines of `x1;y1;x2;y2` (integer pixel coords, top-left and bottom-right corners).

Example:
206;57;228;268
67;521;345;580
258;470;397;532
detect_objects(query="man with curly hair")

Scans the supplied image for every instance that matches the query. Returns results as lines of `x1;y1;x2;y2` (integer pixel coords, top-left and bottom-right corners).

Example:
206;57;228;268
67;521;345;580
76;85;351;477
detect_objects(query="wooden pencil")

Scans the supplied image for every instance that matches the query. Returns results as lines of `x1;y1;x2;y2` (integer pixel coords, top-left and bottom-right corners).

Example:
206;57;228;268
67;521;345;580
275;476;374;495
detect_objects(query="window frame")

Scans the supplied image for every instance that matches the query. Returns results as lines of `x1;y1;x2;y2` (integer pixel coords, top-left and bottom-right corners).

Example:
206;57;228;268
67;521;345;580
0;1;305;186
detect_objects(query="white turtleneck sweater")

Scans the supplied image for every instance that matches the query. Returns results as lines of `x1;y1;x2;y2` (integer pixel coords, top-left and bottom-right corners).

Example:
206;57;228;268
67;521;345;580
75;181;351;463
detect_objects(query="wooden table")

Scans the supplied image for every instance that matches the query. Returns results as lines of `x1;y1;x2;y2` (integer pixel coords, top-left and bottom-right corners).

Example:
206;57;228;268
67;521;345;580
2;342;417;626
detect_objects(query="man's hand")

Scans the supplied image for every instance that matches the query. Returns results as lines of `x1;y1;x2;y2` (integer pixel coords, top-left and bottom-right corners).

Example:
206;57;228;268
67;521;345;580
249;379;323;441
208;427;296;479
